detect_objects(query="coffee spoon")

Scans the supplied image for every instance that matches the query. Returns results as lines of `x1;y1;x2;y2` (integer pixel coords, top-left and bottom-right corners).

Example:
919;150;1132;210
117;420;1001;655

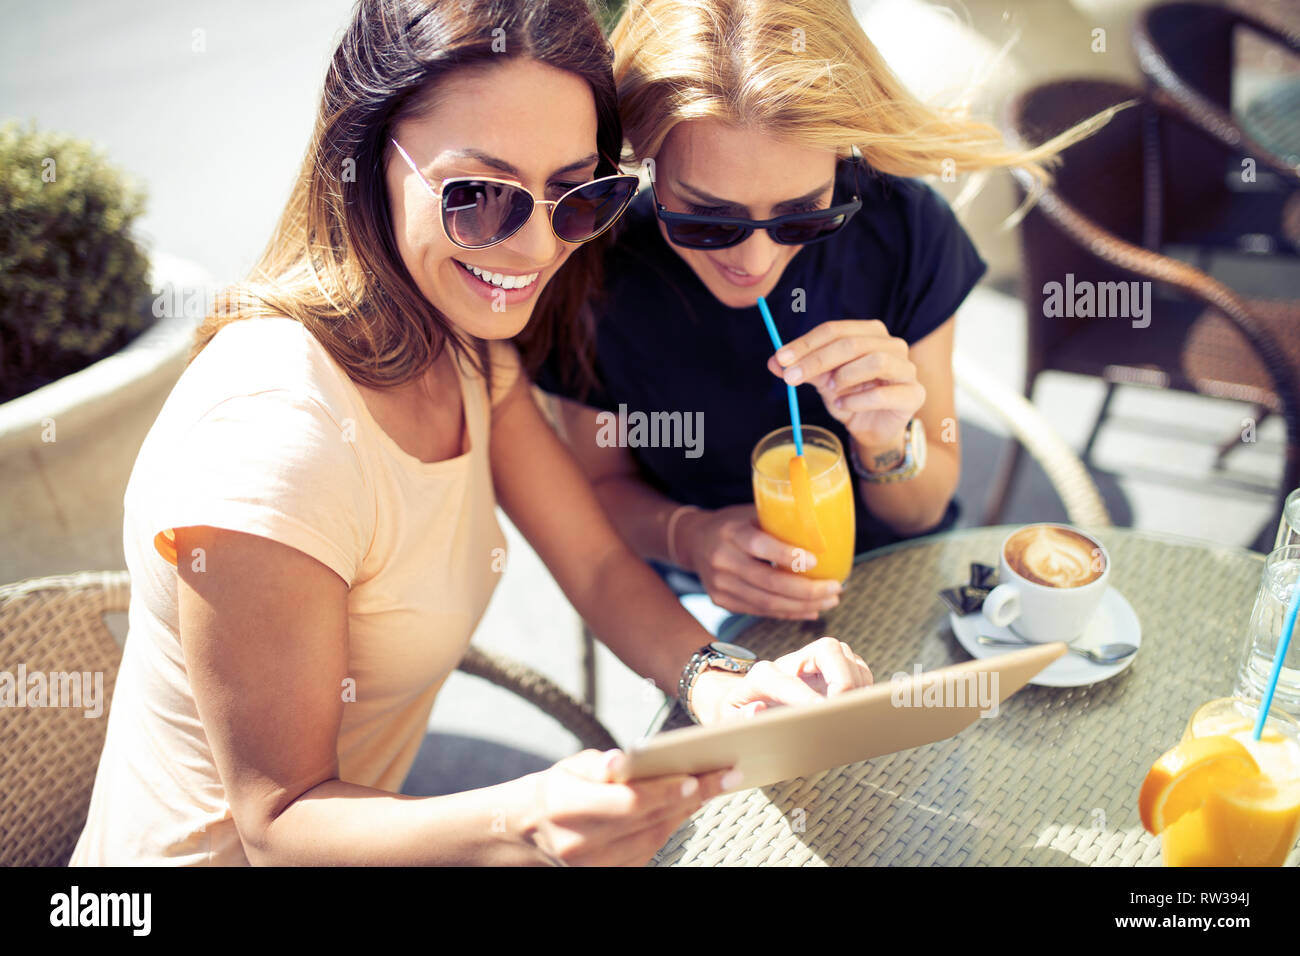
977;633;1138;665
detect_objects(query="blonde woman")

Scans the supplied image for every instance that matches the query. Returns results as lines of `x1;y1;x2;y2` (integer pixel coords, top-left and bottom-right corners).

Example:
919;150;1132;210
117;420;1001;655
70;0;871;868
529;0;1081;624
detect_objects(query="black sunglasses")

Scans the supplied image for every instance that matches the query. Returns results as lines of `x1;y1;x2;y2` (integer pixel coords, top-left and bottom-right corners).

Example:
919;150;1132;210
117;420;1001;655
651;154;864;250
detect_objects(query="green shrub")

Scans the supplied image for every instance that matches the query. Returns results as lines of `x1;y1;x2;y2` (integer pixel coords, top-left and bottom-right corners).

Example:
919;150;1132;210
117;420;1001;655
594;0;626;33
0;121;151;402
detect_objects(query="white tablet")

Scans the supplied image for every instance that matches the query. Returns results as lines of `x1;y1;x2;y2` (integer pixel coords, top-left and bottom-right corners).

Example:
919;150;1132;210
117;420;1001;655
615;641;1066;789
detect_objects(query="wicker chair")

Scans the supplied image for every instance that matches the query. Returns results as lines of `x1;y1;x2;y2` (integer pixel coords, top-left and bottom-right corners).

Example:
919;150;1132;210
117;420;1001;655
0;569;616;867
985;77;1300;534
1133;1;1300;258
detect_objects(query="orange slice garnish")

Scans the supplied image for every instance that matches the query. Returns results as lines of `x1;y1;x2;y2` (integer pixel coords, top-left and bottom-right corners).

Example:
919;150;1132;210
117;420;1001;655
1138;735;1261;835
788;454;827;554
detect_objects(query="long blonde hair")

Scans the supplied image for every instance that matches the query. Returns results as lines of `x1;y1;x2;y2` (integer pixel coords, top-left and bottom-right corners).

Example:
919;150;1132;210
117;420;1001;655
611;0;1117;194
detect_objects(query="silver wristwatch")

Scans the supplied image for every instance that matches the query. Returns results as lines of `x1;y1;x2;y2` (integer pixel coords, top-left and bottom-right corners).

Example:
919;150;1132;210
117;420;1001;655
850;418;927;483
678;641;757;724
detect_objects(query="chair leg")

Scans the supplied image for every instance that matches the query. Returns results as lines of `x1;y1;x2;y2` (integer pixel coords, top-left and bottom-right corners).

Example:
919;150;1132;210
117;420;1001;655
581;624;597;710
981;439;1024;527
1215;405;1269;468
1080;381;1118;464
983;379;1116;527
1249;520;1277;555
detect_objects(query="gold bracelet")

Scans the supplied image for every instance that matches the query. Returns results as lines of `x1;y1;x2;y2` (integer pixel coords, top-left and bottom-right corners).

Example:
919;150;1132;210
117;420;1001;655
665;504;700;569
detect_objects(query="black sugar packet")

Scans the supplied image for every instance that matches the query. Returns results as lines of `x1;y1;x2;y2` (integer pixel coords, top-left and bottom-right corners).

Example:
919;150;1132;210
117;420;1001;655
939;563;997;616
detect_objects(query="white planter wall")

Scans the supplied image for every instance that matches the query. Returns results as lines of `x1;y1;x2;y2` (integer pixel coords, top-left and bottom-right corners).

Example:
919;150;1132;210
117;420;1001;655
0;252;212;584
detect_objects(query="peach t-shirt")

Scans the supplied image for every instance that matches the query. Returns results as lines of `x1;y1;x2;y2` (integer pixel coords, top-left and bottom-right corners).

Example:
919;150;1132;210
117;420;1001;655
70;316;514;865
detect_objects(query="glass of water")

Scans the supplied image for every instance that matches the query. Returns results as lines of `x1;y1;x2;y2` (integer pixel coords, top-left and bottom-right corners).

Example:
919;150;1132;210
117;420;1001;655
1275;489;1300;551
1235;545;1300;715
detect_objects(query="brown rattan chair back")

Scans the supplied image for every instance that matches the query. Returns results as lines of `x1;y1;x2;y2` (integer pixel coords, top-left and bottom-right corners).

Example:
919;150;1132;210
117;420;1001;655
1134;2;1300;253
994;78;1300;529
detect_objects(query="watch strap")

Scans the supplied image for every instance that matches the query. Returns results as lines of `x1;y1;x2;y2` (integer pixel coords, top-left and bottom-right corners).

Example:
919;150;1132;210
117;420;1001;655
850;419;921;484
677;646;711;722
677;643;755;724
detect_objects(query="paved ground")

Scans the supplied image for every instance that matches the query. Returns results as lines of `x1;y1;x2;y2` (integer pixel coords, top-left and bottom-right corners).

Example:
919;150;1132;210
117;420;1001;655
3;0;1297;795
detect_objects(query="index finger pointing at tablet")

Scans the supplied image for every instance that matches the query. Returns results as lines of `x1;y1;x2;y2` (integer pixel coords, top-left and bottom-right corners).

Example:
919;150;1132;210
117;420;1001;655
733;658;826;709
777;636;873;695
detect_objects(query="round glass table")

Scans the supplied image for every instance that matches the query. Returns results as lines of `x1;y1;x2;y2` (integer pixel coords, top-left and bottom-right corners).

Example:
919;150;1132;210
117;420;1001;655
650;525;1272;866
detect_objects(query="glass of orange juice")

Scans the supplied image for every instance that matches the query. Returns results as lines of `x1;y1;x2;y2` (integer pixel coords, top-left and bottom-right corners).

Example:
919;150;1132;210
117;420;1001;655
751;425;855;583
1147;697;1300;866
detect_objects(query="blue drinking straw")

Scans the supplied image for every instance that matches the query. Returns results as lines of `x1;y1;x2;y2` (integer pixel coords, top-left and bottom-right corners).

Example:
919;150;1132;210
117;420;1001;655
1253;579;1300;741
756;296;804;456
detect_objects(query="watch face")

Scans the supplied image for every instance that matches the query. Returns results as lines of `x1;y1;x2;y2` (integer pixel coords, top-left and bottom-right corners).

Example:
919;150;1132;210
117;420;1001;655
710;641;756;661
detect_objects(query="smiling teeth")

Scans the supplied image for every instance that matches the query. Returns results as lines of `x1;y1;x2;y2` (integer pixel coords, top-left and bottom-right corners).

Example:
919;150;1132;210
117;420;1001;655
458;260;539;290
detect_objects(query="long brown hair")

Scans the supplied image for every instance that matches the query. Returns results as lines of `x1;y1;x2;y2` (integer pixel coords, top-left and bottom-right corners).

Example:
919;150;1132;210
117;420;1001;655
192;0;623;392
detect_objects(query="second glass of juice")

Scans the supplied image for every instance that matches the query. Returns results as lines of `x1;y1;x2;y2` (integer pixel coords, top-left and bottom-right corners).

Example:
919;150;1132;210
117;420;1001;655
1160;697;1300;866
751;425;855;582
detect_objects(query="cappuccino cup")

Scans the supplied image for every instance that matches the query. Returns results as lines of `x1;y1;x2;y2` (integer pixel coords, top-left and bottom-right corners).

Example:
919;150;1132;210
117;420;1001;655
982;524;1110;642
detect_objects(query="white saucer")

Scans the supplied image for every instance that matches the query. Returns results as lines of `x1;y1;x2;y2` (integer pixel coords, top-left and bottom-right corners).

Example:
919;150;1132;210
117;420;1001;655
948;587;1142;687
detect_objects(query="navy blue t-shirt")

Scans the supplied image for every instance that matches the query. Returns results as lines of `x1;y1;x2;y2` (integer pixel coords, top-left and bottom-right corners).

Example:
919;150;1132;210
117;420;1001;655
534;160;987;555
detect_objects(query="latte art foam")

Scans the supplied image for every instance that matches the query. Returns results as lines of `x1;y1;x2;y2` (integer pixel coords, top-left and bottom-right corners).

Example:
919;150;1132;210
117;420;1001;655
1004;525;1104;589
